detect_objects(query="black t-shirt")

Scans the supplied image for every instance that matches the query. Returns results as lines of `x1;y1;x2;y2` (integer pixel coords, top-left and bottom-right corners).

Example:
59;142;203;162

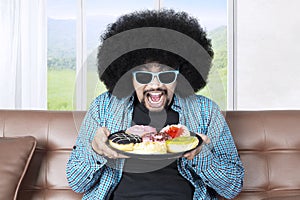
110;96;194;200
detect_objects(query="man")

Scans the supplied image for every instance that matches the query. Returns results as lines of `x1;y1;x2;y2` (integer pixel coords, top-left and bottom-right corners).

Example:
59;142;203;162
66;9;244;200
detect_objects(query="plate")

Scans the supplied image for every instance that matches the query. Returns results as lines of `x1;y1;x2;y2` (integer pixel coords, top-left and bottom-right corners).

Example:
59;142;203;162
107;132;203;160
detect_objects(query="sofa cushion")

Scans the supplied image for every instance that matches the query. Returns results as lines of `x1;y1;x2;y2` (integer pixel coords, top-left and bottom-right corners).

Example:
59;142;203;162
262;196;300;200
0;136;36;200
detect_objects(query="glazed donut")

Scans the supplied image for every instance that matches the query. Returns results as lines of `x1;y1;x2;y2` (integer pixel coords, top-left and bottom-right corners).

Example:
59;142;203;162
108;131;142;151
166;136;199;153
132;141;167;154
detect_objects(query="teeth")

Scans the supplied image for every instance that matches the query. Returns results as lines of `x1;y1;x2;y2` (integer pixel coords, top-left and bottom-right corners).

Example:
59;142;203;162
149;92;162;96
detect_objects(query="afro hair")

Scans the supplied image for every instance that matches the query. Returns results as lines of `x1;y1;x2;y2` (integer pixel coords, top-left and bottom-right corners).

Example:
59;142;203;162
97;9;214;98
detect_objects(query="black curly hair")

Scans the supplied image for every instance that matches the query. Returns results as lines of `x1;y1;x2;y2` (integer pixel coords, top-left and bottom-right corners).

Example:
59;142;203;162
97;9;214;98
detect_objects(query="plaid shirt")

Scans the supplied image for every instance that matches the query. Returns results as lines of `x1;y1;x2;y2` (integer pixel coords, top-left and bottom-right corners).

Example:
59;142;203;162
66;92;244;200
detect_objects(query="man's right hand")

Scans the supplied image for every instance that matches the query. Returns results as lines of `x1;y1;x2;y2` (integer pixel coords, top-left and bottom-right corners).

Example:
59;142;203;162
91;127;129;159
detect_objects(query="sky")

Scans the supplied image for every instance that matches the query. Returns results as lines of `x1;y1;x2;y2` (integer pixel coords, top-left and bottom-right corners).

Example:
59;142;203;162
47;0;227;31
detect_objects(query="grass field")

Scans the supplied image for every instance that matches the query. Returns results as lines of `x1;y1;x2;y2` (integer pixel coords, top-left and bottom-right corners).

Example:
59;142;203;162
47;69;107;110
48;69;76;110
48;67;227;110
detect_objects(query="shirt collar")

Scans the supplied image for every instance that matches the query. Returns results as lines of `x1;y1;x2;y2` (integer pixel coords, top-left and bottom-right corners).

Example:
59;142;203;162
171;94;182;112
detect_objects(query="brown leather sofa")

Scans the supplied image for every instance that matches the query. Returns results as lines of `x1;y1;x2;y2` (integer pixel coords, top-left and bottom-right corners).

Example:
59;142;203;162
0;110;299;200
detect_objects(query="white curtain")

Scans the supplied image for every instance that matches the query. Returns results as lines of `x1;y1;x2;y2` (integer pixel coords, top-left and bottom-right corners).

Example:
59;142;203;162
0;0;47;110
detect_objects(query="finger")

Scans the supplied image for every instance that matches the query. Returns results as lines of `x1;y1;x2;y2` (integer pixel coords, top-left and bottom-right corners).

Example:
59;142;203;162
95;128;110;143
106;153;129;159
117;153;130;159
183;145;202;160
183;148;196;159
183;152;194;160
91;139;102;154
101;144;118;158
100;142;129;159
101;127;111;137
197;133;211;144
183;152;191;159
92;137;114;157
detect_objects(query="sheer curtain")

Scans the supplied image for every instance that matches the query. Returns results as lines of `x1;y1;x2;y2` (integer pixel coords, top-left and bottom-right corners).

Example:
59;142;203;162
0;0;47;109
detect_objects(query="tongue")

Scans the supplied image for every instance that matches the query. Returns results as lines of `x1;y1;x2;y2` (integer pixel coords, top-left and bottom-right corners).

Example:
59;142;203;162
150;95;160;102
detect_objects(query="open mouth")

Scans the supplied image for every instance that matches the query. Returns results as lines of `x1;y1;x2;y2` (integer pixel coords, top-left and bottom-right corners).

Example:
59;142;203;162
144;90;167;109
148;92;163;104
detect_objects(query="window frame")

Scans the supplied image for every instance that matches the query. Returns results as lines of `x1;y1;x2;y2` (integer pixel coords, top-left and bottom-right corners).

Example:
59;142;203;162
227;0;235;110
75;0;87;110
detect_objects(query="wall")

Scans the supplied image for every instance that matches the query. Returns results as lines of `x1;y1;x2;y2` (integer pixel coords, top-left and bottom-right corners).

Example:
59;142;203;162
234;0;300;110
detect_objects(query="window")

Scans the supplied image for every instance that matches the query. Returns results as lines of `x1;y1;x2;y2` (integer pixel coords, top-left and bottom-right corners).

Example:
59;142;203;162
47;0;77;110
47;0;228;110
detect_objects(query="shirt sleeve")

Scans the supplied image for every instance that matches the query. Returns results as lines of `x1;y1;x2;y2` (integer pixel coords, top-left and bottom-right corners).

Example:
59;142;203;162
66;95;108;193
191;101;245;199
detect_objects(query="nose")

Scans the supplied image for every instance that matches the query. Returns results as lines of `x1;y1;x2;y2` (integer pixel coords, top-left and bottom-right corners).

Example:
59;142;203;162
149;75;161;86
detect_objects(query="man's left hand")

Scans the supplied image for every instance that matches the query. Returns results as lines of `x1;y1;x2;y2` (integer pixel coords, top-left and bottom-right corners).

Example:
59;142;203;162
183;134;210;160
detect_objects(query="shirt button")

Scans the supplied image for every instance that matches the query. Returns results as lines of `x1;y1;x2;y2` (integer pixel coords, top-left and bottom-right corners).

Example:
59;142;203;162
73;145;76;149
96;161;101;165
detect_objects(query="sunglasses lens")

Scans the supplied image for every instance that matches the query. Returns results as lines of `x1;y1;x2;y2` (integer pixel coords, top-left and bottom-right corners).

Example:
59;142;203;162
158;72;177;84
135;72;153;84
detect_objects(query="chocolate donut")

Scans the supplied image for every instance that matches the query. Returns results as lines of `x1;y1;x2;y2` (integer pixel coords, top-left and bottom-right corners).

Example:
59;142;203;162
108;131;142;151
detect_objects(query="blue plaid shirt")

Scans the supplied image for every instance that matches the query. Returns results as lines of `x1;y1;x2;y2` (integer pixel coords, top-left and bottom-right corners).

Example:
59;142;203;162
66;92;244;200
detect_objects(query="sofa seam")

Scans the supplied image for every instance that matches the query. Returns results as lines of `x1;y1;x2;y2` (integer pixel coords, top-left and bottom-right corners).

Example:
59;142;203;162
2;111;6;137
261;112;271;192
45;112;50;191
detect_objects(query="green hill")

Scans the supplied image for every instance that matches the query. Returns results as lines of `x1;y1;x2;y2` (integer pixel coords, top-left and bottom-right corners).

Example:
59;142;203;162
208;25;227;68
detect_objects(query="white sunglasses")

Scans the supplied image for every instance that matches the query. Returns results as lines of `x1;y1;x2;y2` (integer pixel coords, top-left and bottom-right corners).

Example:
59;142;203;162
132;70;179;84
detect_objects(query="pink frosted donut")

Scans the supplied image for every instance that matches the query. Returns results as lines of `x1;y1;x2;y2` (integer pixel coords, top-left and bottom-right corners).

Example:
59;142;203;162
125;125;157;137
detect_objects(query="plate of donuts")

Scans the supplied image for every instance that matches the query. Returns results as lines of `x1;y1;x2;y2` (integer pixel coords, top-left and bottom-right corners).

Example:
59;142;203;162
107;124;203;160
